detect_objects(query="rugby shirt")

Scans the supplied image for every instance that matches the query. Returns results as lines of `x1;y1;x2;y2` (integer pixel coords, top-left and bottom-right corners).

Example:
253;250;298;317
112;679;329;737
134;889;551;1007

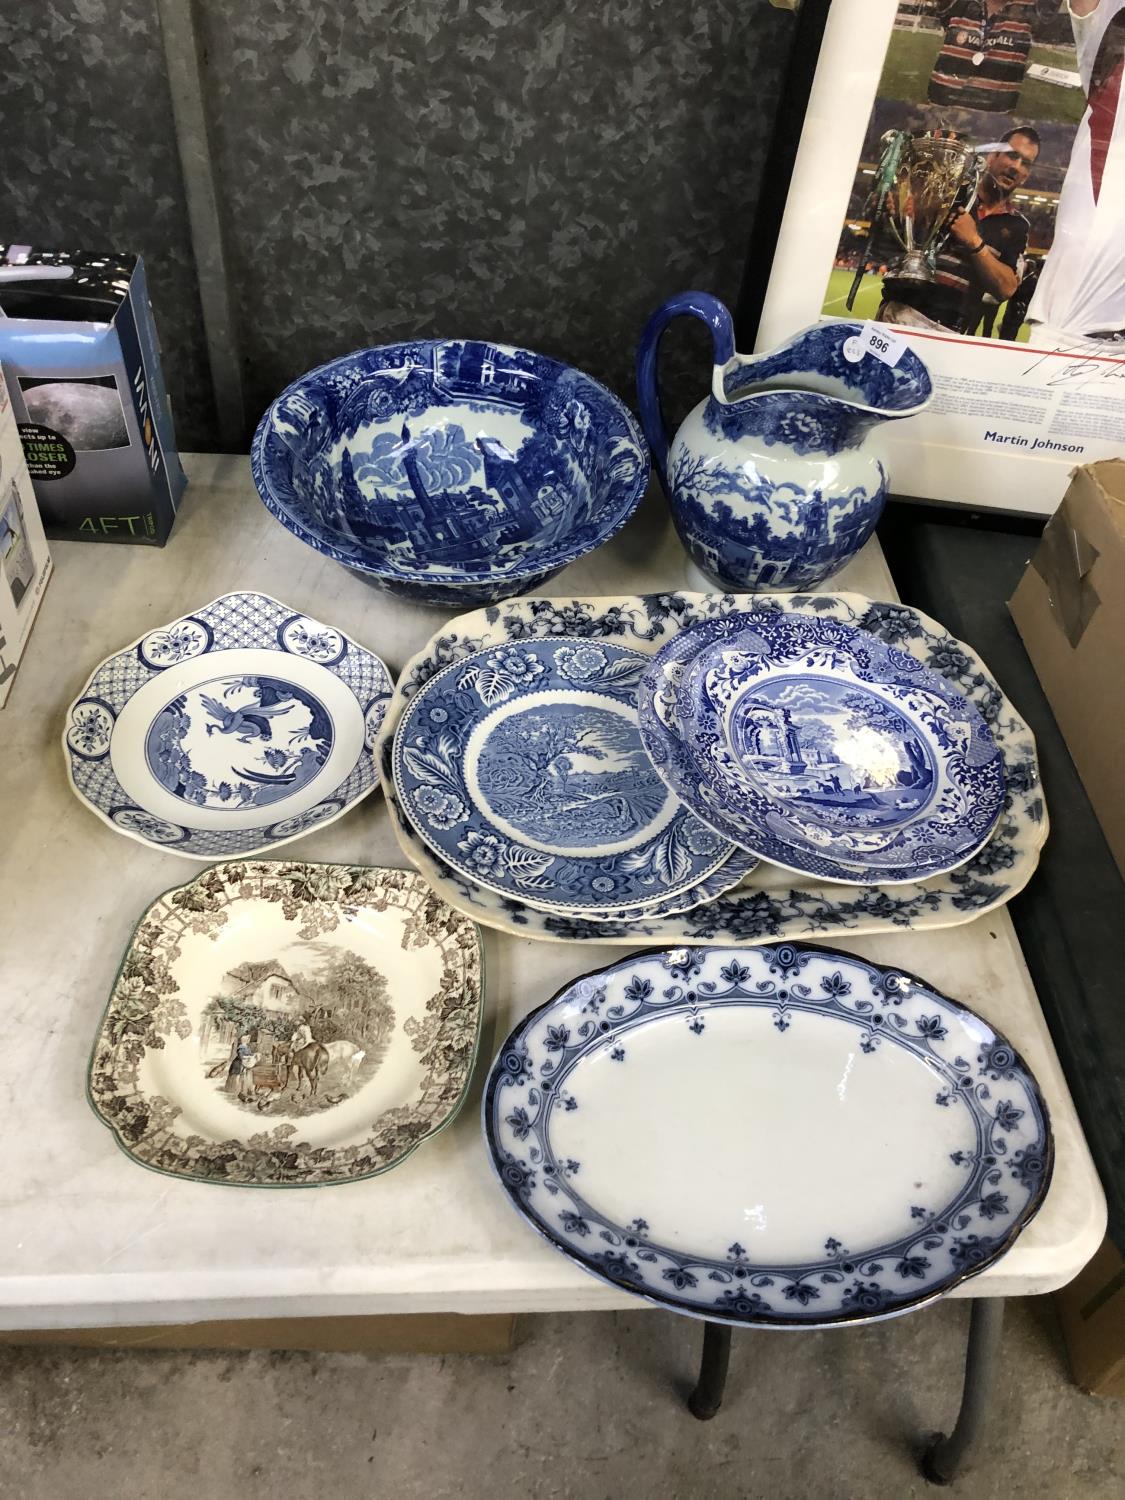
1029;2;1125;335
927;1;1036;112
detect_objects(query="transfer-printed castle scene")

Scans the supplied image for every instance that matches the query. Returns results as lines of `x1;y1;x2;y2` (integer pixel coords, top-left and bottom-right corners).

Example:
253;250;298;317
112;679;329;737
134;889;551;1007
199;941;394;1116
729;677;935;828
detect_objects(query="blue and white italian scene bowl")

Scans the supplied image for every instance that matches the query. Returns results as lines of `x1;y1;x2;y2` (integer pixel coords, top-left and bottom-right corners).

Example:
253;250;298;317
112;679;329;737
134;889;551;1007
251;341;650;607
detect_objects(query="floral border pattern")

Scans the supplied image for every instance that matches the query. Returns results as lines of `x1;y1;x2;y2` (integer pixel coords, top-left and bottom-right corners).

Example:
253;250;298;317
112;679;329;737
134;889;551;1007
483;944;1052;1327
393;637;733;912
87;862;484;1187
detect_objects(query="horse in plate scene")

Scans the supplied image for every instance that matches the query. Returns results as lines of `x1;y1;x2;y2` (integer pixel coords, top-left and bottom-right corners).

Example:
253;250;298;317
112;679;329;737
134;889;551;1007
277;1039;329;1097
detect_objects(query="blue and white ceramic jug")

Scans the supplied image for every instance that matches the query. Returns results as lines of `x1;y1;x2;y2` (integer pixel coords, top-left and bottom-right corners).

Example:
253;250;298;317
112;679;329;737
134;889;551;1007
636;293;932;592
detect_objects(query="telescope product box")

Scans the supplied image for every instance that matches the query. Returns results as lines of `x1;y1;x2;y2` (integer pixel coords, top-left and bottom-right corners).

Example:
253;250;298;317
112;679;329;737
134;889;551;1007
0;368;52;707
1009;459;1125;880
0;246;187;544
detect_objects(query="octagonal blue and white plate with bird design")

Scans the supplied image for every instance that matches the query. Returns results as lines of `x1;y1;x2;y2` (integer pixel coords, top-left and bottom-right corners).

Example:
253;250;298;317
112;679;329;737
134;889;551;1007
392;637;751;915
484;944;1052;1327
638;612;1006;885
64;592;393;859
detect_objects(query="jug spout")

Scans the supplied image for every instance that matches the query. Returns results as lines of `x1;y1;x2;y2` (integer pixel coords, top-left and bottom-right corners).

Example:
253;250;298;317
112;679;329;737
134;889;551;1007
708;322;932;456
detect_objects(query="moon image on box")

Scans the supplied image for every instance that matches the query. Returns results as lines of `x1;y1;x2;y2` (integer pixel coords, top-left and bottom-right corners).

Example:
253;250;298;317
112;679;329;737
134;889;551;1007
22;380;129;451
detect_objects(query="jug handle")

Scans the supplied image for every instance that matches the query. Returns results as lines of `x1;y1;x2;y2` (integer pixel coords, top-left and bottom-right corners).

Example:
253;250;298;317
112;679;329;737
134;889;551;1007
635;291;735;491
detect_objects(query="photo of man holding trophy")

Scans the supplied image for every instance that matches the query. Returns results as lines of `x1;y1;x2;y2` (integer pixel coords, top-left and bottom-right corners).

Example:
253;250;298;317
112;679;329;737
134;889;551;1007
825;1;1125;344
869;126;1041;332
822;2;1087;343
756;0;1125;509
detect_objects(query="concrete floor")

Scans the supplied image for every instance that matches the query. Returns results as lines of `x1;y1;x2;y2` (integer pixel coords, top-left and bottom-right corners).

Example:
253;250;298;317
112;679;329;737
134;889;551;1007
0;1298;1120;1500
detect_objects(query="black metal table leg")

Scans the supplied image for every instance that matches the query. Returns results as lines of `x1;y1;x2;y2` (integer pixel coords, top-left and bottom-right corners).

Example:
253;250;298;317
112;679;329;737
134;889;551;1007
688;1320;732;1420
922;1298;1006;1485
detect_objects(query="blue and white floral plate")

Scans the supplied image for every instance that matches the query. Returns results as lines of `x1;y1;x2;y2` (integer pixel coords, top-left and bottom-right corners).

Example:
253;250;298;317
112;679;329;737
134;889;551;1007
484;944;1051;1327
392;637;751;916
64;592;393;859
374;593;1046;944
638;612;1006;885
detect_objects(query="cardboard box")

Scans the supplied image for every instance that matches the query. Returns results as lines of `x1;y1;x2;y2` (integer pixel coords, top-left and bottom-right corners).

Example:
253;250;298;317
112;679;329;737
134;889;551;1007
1009;459;1125;881
1054;1236;1125;1398
0;245;186;543
0;369;51;707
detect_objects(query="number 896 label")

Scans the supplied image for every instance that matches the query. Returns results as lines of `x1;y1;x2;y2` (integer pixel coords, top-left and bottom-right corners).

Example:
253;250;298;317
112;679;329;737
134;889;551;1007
843;322;907;367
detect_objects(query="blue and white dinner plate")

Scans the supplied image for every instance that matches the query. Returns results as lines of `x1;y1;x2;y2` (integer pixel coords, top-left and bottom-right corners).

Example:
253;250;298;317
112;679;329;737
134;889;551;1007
638;612;1006;885
392;637;750;915
484;944;1052;1327
64;592;393;859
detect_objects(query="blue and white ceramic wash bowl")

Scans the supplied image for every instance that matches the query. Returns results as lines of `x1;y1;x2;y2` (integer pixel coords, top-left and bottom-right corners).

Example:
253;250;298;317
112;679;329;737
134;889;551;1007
636;294;931;592
639;612;1005;885
392;637;747;915
484;944;1052;1327
251;340;649;608
64;592;393;859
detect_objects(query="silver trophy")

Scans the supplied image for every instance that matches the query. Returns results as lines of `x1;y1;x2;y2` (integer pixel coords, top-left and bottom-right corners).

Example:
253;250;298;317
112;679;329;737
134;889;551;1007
880;130;984;282
847;130;984;308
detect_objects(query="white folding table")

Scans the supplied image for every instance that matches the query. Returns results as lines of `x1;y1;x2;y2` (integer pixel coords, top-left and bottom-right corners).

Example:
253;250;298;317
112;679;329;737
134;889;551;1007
0;456;1106;1479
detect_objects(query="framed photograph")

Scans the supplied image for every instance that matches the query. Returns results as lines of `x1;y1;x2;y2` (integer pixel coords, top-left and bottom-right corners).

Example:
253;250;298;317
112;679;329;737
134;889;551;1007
753;0;1125;515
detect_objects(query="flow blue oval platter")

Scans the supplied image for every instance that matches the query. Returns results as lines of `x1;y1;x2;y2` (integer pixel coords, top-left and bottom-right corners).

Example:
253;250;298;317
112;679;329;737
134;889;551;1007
64;592;393;859
638;612;1005;884
251;340;649;608
484;944;1052;1327
392;637;751;915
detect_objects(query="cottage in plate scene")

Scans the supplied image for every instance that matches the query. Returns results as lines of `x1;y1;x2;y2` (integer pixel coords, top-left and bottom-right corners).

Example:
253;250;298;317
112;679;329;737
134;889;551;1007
199;947;395;1116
